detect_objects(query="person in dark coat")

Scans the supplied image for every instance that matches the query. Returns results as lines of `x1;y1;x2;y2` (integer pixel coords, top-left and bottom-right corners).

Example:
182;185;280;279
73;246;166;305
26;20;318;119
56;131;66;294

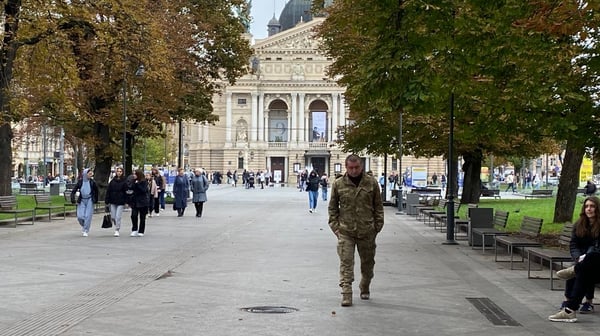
105;167;128;237
584;180;597;197
190;168;209;217
173;168;190;217
129;169;149;237
549;196;600;322
306;170;320;213
70;168;99;237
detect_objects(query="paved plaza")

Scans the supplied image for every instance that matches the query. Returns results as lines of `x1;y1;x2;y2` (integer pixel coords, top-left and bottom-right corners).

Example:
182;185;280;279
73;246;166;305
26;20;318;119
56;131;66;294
0;186;597;335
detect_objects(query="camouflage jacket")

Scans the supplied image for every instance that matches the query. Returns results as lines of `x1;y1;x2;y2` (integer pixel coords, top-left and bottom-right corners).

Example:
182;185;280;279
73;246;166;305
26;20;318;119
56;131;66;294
328;172;384;238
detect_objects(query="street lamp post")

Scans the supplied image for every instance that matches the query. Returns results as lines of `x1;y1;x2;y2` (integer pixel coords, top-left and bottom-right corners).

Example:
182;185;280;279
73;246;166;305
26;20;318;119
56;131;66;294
444;93;458;245
397;110;403;213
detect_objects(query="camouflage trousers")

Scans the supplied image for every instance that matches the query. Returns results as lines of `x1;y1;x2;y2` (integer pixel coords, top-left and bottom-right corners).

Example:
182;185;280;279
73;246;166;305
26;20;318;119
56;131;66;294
337;233;377;293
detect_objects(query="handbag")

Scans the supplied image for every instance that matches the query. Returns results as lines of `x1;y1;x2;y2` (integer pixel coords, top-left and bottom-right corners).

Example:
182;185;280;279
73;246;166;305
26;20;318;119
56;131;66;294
101;214;112;229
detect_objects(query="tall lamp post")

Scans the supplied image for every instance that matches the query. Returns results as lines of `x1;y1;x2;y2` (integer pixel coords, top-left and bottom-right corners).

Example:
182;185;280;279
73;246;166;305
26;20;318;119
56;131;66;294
122;64;145;176
444;93;458;245
397;110;403;213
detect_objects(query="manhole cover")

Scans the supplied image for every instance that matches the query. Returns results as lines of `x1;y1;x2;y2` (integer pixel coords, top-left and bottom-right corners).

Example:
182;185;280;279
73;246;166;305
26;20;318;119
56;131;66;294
240;306;299;314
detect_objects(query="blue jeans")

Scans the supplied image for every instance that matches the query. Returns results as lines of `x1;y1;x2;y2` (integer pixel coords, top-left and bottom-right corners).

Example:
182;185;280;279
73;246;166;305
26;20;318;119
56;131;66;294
159;190;165;210
322;188;328;201
308;190;318;209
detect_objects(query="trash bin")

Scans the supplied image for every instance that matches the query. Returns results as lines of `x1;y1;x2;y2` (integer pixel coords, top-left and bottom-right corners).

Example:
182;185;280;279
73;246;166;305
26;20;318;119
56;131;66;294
50;183;60;196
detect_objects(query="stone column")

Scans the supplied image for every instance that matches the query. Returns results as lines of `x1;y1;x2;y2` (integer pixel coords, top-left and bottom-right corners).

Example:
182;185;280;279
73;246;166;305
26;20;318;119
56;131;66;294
251;93;258;141
299;93;306;142
339;95;346;126
257;93;264;141
291;93;297;143
225;92;232;144
332;93;339;141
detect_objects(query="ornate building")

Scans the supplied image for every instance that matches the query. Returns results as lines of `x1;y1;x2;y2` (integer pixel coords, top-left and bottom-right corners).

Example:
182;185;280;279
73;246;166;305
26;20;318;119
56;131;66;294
182;0;445;185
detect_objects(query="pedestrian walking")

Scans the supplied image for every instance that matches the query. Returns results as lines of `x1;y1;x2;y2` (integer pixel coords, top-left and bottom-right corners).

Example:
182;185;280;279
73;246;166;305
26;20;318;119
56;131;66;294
328;154;384;307
190;168;209;218
146;172;158;218
70;168;99;237
321;173;329;201
173;167;190;217
129;169;150;237
105;167;127;237
306;170;320;213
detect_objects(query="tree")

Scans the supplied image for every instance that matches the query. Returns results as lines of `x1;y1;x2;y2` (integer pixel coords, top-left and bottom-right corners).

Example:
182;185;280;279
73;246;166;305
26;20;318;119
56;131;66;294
3;0;253;199
316;0;600;211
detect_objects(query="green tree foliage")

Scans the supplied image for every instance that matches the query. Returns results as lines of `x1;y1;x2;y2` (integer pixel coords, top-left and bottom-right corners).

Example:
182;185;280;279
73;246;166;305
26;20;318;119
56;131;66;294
316;1;600;211
0;0;253;197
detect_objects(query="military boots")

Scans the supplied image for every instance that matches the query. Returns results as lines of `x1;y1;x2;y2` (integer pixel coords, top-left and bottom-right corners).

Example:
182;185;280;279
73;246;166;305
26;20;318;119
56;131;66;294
359;279;370;300
341;285;353;307
341;293;353;307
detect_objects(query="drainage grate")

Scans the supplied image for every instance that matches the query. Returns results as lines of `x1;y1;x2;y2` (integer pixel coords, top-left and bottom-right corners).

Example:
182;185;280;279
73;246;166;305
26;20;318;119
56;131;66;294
240;306;299;314
466;297;521;326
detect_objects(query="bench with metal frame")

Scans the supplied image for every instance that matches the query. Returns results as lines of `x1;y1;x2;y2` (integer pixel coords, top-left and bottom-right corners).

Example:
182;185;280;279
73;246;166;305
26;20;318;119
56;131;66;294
0;195;35;227
471;210;510;253
521;189;553;199
494;216;544;269
526;223;573;290
34;194;66;221
19;182;45;195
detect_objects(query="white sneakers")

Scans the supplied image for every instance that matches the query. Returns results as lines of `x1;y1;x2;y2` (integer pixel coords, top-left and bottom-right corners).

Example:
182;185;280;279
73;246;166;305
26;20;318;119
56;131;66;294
549;307;577;322
114;231;120;237
130;231;138;237
556;265;576;280
82;232;88;237
137;233;144;237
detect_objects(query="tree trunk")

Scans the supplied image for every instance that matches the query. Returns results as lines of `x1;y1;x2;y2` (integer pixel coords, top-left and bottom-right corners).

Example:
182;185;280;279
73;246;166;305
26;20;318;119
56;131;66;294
0;1;22;196
0;123;13;196
461;149;483;204
93;122;112;202
553;140;584;223
446;156;459;200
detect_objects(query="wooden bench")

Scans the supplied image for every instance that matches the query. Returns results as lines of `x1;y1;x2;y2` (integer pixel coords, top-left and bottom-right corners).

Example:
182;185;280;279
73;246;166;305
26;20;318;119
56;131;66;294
34;194;66;221
480;189;501;199
0;195;35;227
454;203;479;238
432;201;461;232
472;210;510;253
526;223;573;290
19;182;45;194
494;216;544;269
520;189;553;199
421;199;448;226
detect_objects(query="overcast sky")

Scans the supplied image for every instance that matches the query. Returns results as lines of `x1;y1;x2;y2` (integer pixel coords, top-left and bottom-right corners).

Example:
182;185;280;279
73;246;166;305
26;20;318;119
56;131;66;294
250;0;286;40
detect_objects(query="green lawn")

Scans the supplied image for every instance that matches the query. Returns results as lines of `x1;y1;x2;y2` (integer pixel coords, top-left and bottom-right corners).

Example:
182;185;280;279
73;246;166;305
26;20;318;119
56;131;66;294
456;196;583;234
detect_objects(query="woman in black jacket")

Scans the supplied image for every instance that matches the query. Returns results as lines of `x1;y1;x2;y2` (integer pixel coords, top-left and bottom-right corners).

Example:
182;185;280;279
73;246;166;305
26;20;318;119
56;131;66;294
549;196;600;322
129;169;150;237
105;167;128;237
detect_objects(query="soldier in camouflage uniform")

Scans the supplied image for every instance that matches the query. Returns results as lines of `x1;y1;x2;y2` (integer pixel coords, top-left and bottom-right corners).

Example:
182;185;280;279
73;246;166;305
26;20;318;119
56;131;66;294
328;154;384;307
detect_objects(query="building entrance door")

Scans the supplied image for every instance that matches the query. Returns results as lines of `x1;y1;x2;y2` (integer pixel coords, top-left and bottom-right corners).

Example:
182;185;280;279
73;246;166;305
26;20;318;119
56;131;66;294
270;157;285;183
310;157;326;176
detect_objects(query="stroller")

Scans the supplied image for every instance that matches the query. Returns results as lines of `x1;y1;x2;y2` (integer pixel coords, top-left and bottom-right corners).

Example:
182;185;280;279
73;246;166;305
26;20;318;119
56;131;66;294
247;172;255;189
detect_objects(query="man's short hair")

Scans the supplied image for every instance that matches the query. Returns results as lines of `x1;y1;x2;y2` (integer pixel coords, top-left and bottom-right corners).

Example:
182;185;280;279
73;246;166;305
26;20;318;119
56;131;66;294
345;154;361;165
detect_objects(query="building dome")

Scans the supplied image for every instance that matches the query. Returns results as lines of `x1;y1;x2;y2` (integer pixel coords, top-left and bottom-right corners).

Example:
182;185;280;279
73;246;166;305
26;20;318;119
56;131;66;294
268;15;280;26
278;0;313;31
